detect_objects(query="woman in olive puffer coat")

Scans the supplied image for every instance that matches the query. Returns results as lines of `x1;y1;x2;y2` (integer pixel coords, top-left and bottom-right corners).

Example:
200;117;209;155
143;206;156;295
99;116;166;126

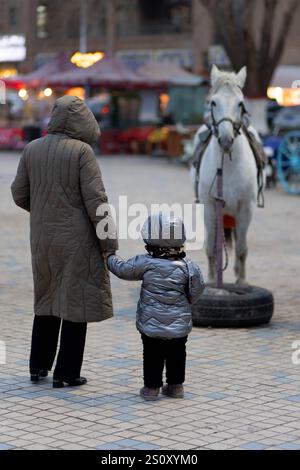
11;95;118;387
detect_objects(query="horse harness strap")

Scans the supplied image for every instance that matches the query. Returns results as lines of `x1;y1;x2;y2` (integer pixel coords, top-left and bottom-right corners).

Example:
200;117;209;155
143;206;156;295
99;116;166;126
212;151;229;273
210;102;246;140
213;118;242;138
192;126;212;203
242;124;266;208
193;124;266;208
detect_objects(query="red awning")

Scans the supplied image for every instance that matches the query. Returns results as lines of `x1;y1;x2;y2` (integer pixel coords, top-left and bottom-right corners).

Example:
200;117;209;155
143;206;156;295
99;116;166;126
17;52;77;88
1;78;24;89
137;62;204;86
46;57;165;89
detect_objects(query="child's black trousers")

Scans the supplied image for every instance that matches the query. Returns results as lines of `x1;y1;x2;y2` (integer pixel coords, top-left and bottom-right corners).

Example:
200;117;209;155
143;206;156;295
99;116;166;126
141;333;188;388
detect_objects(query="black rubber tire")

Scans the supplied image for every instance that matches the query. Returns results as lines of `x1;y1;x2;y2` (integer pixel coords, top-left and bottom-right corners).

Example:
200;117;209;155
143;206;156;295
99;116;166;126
192;283;274;328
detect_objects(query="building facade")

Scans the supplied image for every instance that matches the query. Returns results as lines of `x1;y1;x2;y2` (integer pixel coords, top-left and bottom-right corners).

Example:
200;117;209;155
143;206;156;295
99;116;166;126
0;0;29;77
0;0;299;76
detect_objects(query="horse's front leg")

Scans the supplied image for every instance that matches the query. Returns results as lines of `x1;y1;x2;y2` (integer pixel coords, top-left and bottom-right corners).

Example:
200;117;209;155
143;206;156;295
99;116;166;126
204;204;217;283
234;204;253;284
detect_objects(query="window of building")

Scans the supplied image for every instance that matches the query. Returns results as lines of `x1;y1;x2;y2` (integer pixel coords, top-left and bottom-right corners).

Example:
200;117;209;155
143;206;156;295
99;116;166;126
138;0;192;34
36;4;48;39
96;0;106;37
9;7;18;26
118;0;192;36
66;16;79;39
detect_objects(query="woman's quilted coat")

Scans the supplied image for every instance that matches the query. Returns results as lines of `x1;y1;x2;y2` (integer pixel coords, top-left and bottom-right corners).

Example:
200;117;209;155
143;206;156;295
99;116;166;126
11;96;118;323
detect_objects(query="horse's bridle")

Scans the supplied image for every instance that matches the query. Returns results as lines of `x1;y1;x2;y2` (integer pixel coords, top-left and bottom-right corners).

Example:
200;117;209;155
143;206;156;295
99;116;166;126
208;99;264;208
210;101;247;141
194;96;264;208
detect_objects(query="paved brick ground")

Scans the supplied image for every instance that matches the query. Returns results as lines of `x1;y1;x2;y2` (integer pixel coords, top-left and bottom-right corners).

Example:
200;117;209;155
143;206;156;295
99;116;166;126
0;152;300;450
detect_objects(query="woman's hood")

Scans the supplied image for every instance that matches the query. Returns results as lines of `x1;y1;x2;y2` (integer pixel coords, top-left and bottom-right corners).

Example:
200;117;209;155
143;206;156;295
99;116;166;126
47;95;100;144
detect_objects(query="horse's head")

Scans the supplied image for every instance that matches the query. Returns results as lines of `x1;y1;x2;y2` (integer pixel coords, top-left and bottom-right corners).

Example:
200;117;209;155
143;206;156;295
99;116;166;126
209;65;247;153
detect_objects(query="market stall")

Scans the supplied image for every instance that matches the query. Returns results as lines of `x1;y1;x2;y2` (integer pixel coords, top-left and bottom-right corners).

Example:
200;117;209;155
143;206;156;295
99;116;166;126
0;78;26;150
268;65;300;106
0;53;77;149
2;55;207;156
44;57;165;153
136;62;208;157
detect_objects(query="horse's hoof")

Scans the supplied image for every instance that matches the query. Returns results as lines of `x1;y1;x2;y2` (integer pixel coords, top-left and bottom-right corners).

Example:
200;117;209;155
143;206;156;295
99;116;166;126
236;279;248;286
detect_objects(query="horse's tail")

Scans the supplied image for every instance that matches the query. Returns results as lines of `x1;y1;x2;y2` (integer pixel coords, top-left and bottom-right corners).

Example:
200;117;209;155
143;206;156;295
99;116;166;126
224;228;233;250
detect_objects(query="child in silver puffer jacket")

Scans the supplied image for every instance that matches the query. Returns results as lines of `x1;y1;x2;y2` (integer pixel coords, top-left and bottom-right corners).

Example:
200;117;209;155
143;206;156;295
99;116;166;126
106;213;205;401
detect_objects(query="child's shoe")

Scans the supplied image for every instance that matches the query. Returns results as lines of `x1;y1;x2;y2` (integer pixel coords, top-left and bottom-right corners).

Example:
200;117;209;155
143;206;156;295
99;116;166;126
162;384;184;398
140;387;160;401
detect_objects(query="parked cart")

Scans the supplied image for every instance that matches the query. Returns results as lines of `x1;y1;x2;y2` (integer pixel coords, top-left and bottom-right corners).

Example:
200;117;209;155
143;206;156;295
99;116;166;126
277;131;300;195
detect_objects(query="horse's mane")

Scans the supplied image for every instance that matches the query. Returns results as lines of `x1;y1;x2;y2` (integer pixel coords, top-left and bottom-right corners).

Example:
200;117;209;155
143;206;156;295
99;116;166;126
211;71;243;95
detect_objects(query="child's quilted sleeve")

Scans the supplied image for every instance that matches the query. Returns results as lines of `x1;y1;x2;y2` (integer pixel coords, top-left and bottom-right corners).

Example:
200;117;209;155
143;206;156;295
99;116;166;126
107;254;147;281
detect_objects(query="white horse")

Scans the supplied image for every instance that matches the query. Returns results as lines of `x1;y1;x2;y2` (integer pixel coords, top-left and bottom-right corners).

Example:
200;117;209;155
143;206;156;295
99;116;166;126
194;65;260;285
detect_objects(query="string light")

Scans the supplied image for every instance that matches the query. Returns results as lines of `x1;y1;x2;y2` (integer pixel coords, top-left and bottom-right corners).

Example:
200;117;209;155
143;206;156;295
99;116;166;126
268;86;300;106
43;87;53;97
18;88;28;100
71;51;105;68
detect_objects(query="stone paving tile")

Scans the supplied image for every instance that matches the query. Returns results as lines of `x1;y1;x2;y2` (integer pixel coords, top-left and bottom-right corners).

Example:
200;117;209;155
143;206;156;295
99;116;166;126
0;443;14;450
240;442;267;450
1;153;300;450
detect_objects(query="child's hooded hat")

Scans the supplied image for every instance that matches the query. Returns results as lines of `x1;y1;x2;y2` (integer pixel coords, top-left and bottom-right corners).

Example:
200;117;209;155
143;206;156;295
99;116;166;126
141;212;186;248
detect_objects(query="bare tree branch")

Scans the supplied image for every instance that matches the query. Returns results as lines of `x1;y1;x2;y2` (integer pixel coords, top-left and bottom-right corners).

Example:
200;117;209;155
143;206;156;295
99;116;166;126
242;0;257;65
202;0;246;69
270;0;299;68
199;0;217;10
199;0;299;95
259;0;278;69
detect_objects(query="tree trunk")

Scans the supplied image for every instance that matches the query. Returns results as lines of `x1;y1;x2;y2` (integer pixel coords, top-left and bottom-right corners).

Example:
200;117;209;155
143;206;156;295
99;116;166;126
245;98;269;135
199;0;300;134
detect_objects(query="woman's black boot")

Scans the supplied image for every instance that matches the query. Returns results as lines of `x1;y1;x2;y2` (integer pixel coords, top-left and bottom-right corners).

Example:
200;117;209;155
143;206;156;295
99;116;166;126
30;369;49;382
53;376;87;388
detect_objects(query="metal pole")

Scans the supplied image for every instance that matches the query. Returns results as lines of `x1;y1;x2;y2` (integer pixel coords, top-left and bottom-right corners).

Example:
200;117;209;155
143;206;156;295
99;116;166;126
80;0;87;53
106;0;116;57
216;168;224;289
79;0;89;99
